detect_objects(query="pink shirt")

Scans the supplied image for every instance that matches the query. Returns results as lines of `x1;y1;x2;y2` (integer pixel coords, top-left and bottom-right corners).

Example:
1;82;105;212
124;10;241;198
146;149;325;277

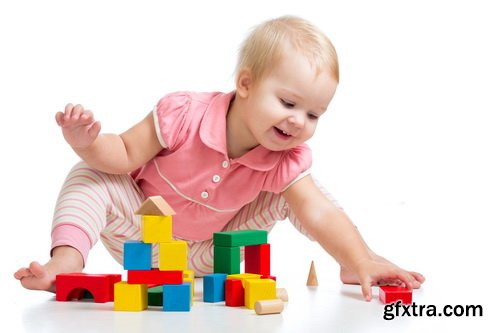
131;91;312;241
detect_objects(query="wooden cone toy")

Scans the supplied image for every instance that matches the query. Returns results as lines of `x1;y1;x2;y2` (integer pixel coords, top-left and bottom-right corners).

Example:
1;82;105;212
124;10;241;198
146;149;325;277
306;260;318;286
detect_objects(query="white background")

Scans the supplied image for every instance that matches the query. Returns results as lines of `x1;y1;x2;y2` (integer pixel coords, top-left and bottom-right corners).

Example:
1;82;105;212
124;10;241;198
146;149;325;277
1;0;499;332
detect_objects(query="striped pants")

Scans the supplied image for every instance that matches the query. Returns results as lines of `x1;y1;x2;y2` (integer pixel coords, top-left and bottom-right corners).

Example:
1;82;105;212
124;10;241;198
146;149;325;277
51;161;333;276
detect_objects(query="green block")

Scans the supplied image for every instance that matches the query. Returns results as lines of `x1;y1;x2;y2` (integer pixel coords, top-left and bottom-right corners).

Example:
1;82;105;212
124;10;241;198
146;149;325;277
213;230;267;247
214;246;240;274
148;286;163;306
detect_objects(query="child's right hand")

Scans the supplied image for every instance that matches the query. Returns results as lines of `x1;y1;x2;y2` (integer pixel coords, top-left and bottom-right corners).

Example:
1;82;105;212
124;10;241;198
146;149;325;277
55;103;101;149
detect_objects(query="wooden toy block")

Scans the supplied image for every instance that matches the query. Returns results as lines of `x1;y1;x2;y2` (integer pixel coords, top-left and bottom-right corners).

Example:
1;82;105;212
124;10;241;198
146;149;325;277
114;282;148;311
379;286;412;304
163;282;191;312
245;243;270;275
306;260;318;286
184;277;194;303
226;273;262;281
203;273;227;303
127;268;183;285
243;278;276;309
135;195;176;216
214;245;241;274
183;270;195;280
56;273;122;303
213;230;267;247
276;288;288;302
183;270;195;300
142;215;173;243
254;299;284;315
225;278;244;307
148;285;163;306
159;240;188;271
123;240;152;270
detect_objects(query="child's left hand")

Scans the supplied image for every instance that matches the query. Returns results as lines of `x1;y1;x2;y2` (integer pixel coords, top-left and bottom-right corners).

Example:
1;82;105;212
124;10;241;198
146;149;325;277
354;258;424;301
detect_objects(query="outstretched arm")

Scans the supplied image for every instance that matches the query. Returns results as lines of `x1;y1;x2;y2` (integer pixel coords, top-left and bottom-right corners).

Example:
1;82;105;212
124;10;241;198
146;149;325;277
282;175;421;301
55;104;163;174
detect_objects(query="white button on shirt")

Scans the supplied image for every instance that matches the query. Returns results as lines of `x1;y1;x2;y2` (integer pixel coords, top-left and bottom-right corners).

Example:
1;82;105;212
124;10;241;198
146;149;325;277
222;160;229;168
212;175;221;183
201;191;209;199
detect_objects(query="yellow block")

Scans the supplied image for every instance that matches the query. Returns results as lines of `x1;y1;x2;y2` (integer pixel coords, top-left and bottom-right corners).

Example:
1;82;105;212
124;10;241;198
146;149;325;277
244;278;276;309
183;270;195;303
142;215;172;243
183;270;195;280
183;277;194;303
114;282;148;311
227;273;262;281
159;240;188;271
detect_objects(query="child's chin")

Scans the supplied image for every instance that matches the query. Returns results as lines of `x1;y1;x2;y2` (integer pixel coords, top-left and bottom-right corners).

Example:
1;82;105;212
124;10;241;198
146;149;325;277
261;142;294;152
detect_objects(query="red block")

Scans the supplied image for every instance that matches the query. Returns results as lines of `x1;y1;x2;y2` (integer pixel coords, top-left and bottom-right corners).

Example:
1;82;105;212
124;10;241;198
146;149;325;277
56;273;122;303
260;275;276;281
225;278;244;307
127;269;183;285
244;243;270;276
379;286;412;304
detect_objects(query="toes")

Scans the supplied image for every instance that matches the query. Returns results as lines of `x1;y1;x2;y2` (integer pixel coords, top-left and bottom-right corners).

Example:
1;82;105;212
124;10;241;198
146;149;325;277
28;262;47;278
14;267;31;280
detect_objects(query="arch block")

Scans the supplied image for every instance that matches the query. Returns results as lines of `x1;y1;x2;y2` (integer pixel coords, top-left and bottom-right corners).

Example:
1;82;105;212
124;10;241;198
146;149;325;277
56;273;122;303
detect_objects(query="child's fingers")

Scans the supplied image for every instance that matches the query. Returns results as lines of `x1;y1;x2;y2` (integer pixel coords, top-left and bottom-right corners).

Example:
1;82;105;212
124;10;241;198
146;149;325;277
64;103;74;114
360;277;373;301
397;271;416;290
87;121;101;139
63;103;85;121
64;103;75;120
82;109;94;119
411;271;425;284
70;104;85;120
55;112;64;126
58;106;95;128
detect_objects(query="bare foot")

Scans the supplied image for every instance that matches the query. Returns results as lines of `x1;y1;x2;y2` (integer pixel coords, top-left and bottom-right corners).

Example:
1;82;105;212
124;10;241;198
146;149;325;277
14;246;84;292
14;261;58;292
340;253;425;288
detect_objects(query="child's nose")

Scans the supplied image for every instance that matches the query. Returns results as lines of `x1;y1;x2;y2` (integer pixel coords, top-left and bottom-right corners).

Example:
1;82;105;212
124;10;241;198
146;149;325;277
288;113;305;129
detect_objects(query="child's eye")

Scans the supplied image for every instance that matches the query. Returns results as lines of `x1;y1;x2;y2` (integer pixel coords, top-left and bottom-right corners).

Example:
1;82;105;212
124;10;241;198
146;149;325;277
280;98;295;109
308;113;319;120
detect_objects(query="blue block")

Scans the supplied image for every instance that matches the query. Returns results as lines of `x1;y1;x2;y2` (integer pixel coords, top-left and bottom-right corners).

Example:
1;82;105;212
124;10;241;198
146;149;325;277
123;240;152;270
163;282;191;312
203;273;227;302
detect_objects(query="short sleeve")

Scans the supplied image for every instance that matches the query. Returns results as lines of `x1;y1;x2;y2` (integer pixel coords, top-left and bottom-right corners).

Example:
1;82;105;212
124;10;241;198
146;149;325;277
153;92;192;151
263;144;313;193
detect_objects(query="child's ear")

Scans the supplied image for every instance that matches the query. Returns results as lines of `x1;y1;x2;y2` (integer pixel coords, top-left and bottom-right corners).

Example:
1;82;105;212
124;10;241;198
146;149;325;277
236;68;252;99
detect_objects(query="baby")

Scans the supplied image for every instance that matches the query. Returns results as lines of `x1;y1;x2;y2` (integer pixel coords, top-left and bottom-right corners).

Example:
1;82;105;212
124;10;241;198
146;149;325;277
14;15;424;301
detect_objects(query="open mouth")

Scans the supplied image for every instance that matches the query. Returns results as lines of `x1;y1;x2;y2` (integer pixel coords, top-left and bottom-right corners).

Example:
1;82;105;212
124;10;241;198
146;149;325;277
273;127;292;138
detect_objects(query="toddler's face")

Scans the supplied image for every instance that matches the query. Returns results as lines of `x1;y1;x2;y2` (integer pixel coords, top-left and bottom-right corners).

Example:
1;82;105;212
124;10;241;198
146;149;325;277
243;46;337;152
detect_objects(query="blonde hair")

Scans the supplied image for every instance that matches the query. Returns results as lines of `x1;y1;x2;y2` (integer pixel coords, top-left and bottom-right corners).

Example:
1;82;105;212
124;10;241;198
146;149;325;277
236;15;339;85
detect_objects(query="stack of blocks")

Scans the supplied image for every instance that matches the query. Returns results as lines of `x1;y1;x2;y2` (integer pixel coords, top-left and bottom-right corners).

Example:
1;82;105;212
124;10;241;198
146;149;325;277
114;196;193;312
55;197;281;313
203;230;277;309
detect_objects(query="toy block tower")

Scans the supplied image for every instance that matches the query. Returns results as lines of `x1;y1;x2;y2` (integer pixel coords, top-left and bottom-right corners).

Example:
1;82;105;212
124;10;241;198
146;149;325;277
213;230;268;275
204;229;278;310
114;196;191;312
